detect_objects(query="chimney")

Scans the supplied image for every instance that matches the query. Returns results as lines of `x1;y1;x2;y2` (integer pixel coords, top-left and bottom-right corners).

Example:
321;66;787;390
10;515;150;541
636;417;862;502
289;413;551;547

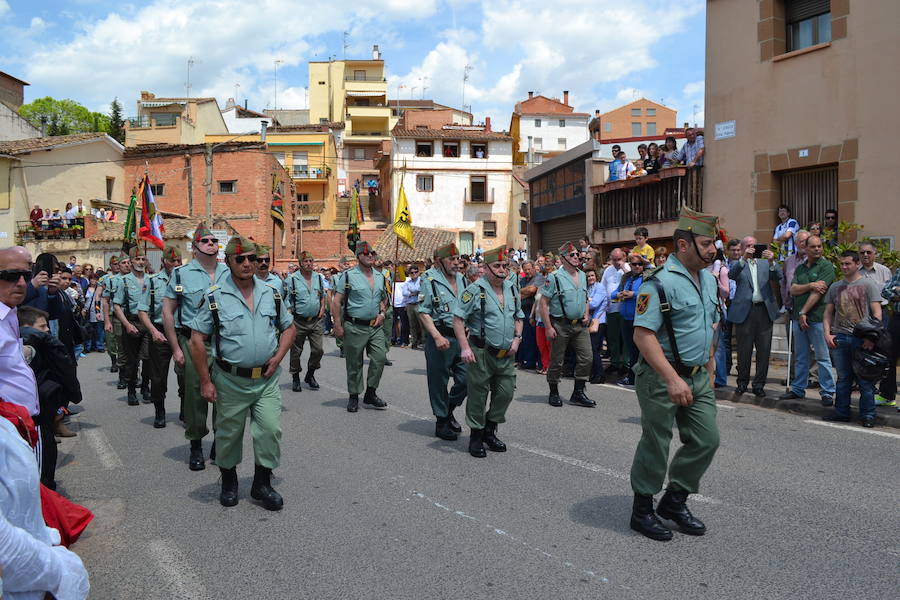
595;109;600;116
260;121;268;142
373;44;381;60
244;99;248;109
563;90;569;105
528;91;533;99
684;122;689;129
484;116;492;131
140;91;154;101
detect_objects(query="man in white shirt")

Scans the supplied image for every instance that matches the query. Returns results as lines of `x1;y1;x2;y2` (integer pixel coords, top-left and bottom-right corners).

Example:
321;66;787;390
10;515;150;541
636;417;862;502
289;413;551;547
402;266;423;349
600;248;628;377
0;246;40;418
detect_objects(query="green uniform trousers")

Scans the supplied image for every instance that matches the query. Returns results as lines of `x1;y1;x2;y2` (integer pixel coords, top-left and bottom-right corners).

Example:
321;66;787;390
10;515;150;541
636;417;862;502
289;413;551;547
465;346;515;430
289;316;324;375
381;307;393;356
407;304;422;346
106;318;120;363
423;335;467;418
177;333;216;441
212;364;282;470
629;360;720;496
120;318;150;386
344;320;387;395
606;312;628;371
147;334;180;404
112;320;126;369
546;318;593;383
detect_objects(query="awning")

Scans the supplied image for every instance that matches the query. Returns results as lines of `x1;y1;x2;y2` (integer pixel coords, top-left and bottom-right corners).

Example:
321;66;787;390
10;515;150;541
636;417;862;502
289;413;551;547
346;91;385;97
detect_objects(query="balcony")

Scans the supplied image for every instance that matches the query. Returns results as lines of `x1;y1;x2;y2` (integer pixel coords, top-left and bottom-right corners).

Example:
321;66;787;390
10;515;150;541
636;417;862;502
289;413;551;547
346;105;391;119
592;166;703;230
127;114;179;128
344;79;388;94
17;218;85;243
292;167;329;182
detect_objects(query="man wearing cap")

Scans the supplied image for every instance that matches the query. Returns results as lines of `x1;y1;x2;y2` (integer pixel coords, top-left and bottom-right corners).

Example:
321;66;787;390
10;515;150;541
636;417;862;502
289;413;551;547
628;206;721;542
190;235;295;510
285;250;326;392
539;241;595;408
418;243;468;440
138;245;183;428
254;244;285;295
331;241;389;413
98;255;121;375
453;245;524;458
113;247;151;406
162;222;230;471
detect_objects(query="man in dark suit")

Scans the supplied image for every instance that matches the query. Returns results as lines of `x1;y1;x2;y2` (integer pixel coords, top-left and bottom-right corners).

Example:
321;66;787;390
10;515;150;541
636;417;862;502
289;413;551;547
728;236;782;397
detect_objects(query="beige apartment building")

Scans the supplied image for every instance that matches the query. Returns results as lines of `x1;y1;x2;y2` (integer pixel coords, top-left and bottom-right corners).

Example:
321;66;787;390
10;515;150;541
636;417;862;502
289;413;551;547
124;91;228;147
705;0;900;246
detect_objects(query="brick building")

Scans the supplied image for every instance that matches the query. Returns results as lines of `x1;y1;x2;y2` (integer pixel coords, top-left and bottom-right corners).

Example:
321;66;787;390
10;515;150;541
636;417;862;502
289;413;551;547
597;98;676;142
122;142;295;265
0;71;28;109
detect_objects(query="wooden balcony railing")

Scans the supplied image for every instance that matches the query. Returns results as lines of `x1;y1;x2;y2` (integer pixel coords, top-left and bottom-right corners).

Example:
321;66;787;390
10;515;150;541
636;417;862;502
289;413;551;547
592;166;703;231
17;218;86;243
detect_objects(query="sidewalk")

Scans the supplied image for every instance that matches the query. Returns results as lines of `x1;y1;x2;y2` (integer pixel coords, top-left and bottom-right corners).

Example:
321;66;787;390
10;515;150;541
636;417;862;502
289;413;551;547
714;358;900;429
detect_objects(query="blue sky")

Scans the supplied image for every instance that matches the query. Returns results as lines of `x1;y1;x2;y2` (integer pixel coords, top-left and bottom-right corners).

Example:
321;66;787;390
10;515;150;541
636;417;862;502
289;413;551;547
0;0;706;128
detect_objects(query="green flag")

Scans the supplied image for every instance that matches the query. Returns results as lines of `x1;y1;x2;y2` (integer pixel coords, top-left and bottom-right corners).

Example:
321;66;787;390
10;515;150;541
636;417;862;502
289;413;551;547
121;188;138;253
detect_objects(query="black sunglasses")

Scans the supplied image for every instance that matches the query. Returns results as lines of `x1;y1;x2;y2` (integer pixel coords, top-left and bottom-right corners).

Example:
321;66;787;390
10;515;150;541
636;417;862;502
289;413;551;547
233;254;258;264
0;269;33;283
198;237;219;244
258;258;271;264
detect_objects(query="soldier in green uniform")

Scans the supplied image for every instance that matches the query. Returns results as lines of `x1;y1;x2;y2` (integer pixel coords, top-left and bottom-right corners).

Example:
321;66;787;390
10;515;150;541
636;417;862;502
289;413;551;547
161;223;230;471
331;241;389;413
628;206;721;541
453;245;524;458
254;244;285;295
330;257;352;357
98;255;120;374
418;242;468;440
286;250;325;392
104;256;131;389
190;235;295;510
539;241;595;408
138;245;183;428
375;257;394;367
113;247;151;406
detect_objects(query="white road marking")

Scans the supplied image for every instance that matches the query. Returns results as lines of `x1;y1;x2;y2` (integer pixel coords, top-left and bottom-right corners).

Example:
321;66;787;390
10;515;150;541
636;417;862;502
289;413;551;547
147;538;209;599
803;419;900;439
595;382;736;409
83;429;123;469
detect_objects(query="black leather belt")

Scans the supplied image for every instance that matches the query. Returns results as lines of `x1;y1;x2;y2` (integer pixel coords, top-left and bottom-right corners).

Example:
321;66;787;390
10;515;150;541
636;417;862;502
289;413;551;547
435;324;456;338
347;316;380;327
177;327;192;338
671;361;704;378
216;359;267;379
469;336;509;358
551;316;581;326
294;315;319;323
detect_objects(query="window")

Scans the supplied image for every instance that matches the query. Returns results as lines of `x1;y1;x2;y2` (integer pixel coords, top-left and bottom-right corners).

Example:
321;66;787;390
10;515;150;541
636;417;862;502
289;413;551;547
557;138;567;150
470;176;487;202
534;119;542;128
781;165;837;228
296;193;309;202
647;108;656;117
631;108;641;117
631;122;642;137
150;183;165;197
786;1;831;52
353;70;366;81
533;137;543;149
559;119;566;128
415;141;433;157
646;122;657;136
603;122;612;132
483;221;497;238
458;232;474;255
218;180;237;194
106;177;115;201
353;148;365;160
416;175;434;192
442;141;460;158
153;113;177;126
519;220;527;235
471;143;488;158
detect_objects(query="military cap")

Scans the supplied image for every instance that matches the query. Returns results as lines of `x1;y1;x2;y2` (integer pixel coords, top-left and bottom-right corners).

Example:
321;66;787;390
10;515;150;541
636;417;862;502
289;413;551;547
482;245;510;264
433;242;459;259
676;206;719;238
162;245;182;261
339;256;349;265
558;241;577;256
299;250;314;261
355;240;375;256
255;244;271;256
224;235;255;256
192;222;214;244
128;246;145;259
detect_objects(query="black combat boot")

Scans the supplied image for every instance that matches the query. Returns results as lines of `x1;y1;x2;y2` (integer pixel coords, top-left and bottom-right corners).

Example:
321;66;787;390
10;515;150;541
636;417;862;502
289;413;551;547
209;440;216;463
188;439;205;471
304;369;320;390
291;373;302;392
435;416;458;441
468;429;487;458
140;380;152;403
447;409;462;433
569;380;596;407
363;387;387;410
110;356;119;373
656;488;706;536
152;400;166;428
250;465;284;511
117;374;127;389
127;384;139;406
548;383;563;407
219;467;238;507
347;394;359;413
630;494;673;541
483;420;507;452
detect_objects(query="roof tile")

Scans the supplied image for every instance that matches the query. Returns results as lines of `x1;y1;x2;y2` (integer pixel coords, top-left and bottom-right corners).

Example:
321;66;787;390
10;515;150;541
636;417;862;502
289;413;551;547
0;133;111;155
392;128;512;141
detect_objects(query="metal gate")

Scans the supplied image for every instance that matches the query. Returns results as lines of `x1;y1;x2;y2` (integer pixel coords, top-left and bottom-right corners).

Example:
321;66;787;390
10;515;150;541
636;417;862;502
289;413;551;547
781;165;837;229
539;215;586;255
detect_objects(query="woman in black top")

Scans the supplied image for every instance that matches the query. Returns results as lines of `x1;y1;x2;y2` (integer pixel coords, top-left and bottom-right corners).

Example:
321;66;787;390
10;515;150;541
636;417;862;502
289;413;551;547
644;142;661;175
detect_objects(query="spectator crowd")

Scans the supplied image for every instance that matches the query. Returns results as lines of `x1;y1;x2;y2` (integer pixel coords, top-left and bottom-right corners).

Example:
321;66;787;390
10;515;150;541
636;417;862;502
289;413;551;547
607;127;705;182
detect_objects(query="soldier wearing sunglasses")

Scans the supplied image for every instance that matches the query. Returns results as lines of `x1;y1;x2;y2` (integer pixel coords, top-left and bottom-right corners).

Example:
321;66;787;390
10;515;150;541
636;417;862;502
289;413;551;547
254;244;285;296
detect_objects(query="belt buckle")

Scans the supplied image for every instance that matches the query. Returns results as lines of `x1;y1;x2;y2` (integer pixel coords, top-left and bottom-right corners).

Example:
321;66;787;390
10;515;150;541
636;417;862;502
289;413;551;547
174;285;183;293
251;367;262;379
496;349;508;358
690;365;701;376
369;318;378;326
570;319;578;325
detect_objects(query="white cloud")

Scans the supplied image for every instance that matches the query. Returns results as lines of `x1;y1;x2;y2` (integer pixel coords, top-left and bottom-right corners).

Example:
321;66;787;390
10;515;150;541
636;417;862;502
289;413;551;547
0;1;9;20
682;80;704;98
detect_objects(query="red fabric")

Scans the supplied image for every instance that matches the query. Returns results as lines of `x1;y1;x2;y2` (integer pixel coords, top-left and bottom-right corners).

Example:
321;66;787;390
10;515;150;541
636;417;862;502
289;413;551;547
40;485;93;547
536;325;551;370
0;399;37;448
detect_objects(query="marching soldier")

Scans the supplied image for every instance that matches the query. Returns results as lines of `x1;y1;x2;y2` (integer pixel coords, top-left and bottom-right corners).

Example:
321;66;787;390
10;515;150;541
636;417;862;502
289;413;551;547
255;244;285;295
112;248;151;406
190;235;295;510
161;223;229;471
628;207;721;541
285;250;326;392
98;255;121;375
138;245;183;428
453;245;524;458
539;241;595;408
418;243;468;440
331;241;389;413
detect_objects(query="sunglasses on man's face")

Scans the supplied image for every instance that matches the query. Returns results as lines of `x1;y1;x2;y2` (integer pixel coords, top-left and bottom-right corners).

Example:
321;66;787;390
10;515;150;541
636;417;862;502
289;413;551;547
233;254;258;264
199;237;219;245
630;262;644;267
0;269;33;283
258;258;271;264
360;251;376;256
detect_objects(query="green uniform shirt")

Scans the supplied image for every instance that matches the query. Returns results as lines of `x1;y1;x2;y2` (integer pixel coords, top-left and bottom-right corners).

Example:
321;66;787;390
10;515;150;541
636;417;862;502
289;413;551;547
334;266;386;320
792;258;836;322
418;267;466;327
256;272;284;295
543;268;588;320
100;273;120;299
112;272;147;315
285;271;324;318
163;260;230;329
190;276;293;368
633;254;720;366
137;270;170;324
453;277;524;349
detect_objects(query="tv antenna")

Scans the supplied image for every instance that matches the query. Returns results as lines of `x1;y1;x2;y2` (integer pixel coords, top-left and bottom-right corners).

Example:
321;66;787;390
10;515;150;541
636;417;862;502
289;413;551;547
343;31;350;59
462;64;472;110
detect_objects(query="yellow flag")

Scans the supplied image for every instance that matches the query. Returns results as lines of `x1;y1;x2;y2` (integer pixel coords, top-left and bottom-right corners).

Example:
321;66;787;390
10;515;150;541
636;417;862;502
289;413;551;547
393;180;414;248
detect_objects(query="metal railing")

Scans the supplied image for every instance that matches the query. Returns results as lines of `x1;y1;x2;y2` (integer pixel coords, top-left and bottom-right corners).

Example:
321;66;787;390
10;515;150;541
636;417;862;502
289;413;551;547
291;167;327;179
593;166;703;230
16;218;86;242
126;114;179;128
344;76;386;82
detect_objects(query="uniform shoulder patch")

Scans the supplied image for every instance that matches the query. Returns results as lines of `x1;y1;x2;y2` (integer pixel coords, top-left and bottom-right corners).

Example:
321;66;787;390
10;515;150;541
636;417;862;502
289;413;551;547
461;290;473;303
636;292;651;315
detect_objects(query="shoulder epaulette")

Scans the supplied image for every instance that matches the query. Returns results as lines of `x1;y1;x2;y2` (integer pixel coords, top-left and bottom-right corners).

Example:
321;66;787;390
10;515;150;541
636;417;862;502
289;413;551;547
643;266;663;280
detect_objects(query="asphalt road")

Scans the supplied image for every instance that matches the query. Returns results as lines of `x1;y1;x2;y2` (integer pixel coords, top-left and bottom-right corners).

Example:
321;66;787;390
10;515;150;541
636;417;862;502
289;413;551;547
58;340;899;600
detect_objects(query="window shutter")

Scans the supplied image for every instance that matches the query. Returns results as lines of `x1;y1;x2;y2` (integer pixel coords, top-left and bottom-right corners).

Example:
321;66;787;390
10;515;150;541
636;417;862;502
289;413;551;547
785;0;830;23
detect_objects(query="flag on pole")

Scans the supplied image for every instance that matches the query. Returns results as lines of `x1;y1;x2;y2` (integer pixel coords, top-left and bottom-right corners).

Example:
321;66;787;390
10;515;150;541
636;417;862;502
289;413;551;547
271;173;285;228
138;174;165;250
346;187;361;252
121;188;138;253
393;180;414;249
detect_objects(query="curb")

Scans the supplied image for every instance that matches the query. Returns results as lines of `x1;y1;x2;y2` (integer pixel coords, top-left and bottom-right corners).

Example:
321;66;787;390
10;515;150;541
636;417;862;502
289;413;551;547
714;387;900;429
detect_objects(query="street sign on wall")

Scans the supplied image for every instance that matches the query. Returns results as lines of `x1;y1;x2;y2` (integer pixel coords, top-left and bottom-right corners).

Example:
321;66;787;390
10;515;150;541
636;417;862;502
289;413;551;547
714;120;736;140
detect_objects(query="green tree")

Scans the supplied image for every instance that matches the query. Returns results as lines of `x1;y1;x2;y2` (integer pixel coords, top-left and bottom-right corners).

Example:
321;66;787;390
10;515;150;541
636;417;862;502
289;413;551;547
18;96;111;135
108;98;125;143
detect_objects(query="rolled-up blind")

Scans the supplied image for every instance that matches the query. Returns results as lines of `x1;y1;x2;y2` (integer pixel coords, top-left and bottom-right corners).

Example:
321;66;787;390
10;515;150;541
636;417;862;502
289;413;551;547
786;0;830;23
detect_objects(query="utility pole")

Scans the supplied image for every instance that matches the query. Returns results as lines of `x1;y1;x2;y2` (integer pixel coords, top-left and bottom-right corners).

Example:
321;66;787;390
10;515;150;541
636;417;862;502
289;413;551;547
186;56;195;100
